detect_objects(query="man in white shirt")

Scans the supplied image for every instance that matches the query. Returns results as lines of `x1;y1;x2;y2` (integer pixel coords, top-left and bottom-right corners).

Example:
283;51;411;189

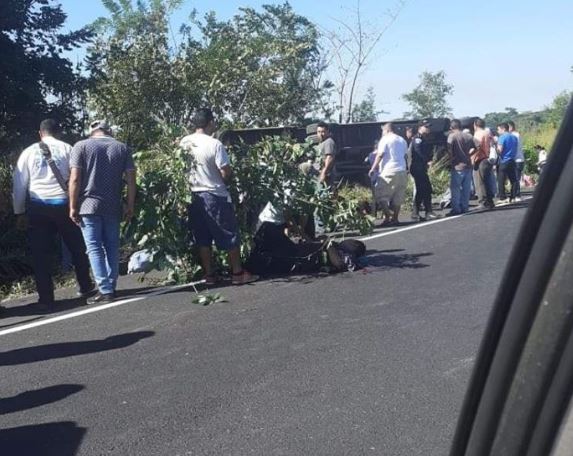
180;108;258;286
12;119;94;311
508;121;524;201
368;123;409;225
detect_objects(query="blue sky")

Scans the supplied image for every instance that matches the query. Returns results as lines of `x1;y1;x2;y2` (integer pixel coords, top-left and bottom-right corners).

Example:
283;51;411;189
59;0;572;119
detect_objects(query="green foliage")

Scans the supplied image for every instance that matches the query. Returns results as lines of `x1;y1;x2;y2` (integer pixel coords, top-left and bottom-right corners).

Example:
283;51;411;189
521;124;558;175
352;87;384;123
484;107;521;128
125;127;200;283
87;1;326;148
192;293;227;306
128;134;373;283
545;91;571;127
186;3;324;128
87;0;192;149
402;71;454;119
229;138;374;239
0;0;93;152
337;185;372;207
428;157;451;197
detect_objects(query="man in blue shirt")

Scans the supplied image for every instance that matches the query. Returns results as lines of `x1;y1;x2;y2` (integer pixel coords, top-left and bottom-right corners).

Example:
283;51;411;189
496;122;519;203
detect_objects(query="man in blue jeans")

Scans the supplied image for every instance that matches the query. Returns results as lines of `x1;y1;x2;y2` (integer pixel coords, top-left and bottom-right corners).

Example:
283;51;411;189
498;122;519;203
69;120;136;304
446;119;477;216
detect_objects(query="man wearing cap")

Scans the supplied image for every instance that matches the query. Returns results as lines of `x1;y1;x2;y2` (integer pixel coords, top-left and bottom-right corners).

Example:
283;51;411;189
69;120;137;304
409;120;438;221
12;119;94;311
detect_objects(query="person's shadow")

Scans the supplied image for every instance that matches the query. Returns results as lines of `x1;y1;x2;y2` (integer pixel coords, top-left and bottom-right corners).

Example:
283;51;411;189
362;249;433;271
0;330;154;366
1;297;87;318
0;421;86;456
0;384;84;415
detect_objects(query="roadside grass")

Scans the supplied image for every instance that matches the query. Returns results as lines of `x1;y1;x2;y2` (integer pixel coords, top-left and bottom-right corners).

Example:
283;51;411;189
0;272;77;302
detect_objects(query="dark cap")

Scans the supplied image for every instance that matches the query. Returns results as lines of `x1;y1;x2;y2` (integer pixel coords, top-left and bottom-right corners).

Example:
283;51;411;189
418;119;432;128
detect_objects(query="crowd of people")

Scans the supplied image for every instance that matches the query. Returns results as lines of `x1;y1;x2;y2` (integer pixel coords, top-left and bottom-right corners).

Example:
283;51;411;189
357;118;546;225
9;110;260;313
7;109;547;313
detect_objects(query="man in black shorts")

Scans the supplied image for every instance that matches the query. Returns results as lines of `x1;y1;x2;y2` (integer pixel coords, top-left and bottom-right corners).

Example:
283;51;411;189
180;108;258;286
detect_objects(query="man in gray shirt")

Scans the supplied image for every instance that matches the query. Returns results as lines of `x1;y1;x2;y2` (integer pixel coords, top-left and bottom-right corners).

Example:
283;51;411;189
316;122;338;187
69;120;136;304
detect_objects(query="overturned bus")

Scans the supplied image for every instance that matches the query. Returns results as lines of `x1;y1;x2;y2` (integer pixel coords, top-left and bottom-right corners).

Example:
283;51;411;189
220;117;478;187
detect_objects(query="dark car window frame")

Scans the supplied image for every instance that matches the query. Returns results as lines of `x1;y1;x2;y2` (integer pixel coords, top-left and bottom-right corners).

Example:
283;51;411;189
450;98;573;456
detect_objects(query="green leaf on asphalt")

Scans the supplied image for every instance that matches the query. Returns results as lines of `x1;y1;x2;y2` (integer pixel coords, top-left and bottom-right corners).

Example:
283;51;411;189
192;293;228;306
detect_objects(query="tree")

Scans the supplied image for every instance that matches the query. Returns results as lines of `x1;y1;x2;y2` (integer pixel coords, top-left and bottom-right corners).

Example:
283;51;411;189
352;87;385;122
87;0;191;149
546;91;571;127
484;107;521;128
88;1;326;145
185;3;326;127
0;0;92;152
323;0;406;123
401;71;454;119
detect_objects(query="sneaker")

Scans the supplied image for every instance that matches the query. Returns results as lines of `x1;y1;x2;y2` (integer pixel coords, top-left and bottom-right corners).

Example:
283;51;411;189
77;286;97;299
445;211;461;217
425;212;439;220
231;271;259;286
87;293;115;305
515;197;522;202
498;198;510;205
411;211;421;222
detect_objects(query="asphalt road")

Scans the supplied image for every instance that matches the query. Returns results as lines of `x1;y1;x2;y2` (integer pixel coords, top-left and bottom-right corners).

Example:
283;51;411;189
0;202;529;456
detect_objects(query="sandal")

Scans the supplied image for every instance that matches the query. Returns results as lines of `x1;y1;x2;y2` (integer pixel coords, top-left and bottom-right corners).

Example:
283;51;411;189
231;270;259;285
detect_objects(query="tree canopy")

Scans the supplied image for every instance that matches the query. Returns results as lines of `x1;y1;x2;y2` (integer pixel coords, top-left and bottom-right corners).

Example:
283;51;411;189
87;1;326;148
401;71;453;119
0;0;92;152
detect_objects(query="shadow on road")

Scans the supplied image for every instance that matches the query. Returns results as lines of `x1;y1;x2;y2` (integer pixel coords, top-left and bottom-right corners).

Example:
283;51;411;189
0;421;86;456
363;251;433;271
1;297;86;318
0;330;154;366
0;384;84;415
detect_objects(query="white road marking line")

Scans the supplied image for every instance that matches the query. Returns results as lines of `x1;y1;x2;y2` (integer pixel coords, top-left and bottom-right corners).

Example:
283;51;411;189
1;198;531;337
360;214;462;241
0;282;203;337
360;197;531;242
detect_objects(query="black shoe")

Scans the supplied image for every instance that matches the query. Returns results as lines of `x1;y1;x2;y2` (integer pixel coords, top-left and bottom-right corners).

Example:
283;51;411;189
77;285;97;299
411;212;421;221
87;293;115;305
445;211;461;217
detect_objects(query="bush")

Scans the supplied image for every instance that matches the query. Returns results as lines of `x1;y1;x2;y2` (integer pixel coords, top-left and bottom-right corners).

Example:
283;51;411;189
0;155;32;295
128;133;374;283
522;124;558;175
